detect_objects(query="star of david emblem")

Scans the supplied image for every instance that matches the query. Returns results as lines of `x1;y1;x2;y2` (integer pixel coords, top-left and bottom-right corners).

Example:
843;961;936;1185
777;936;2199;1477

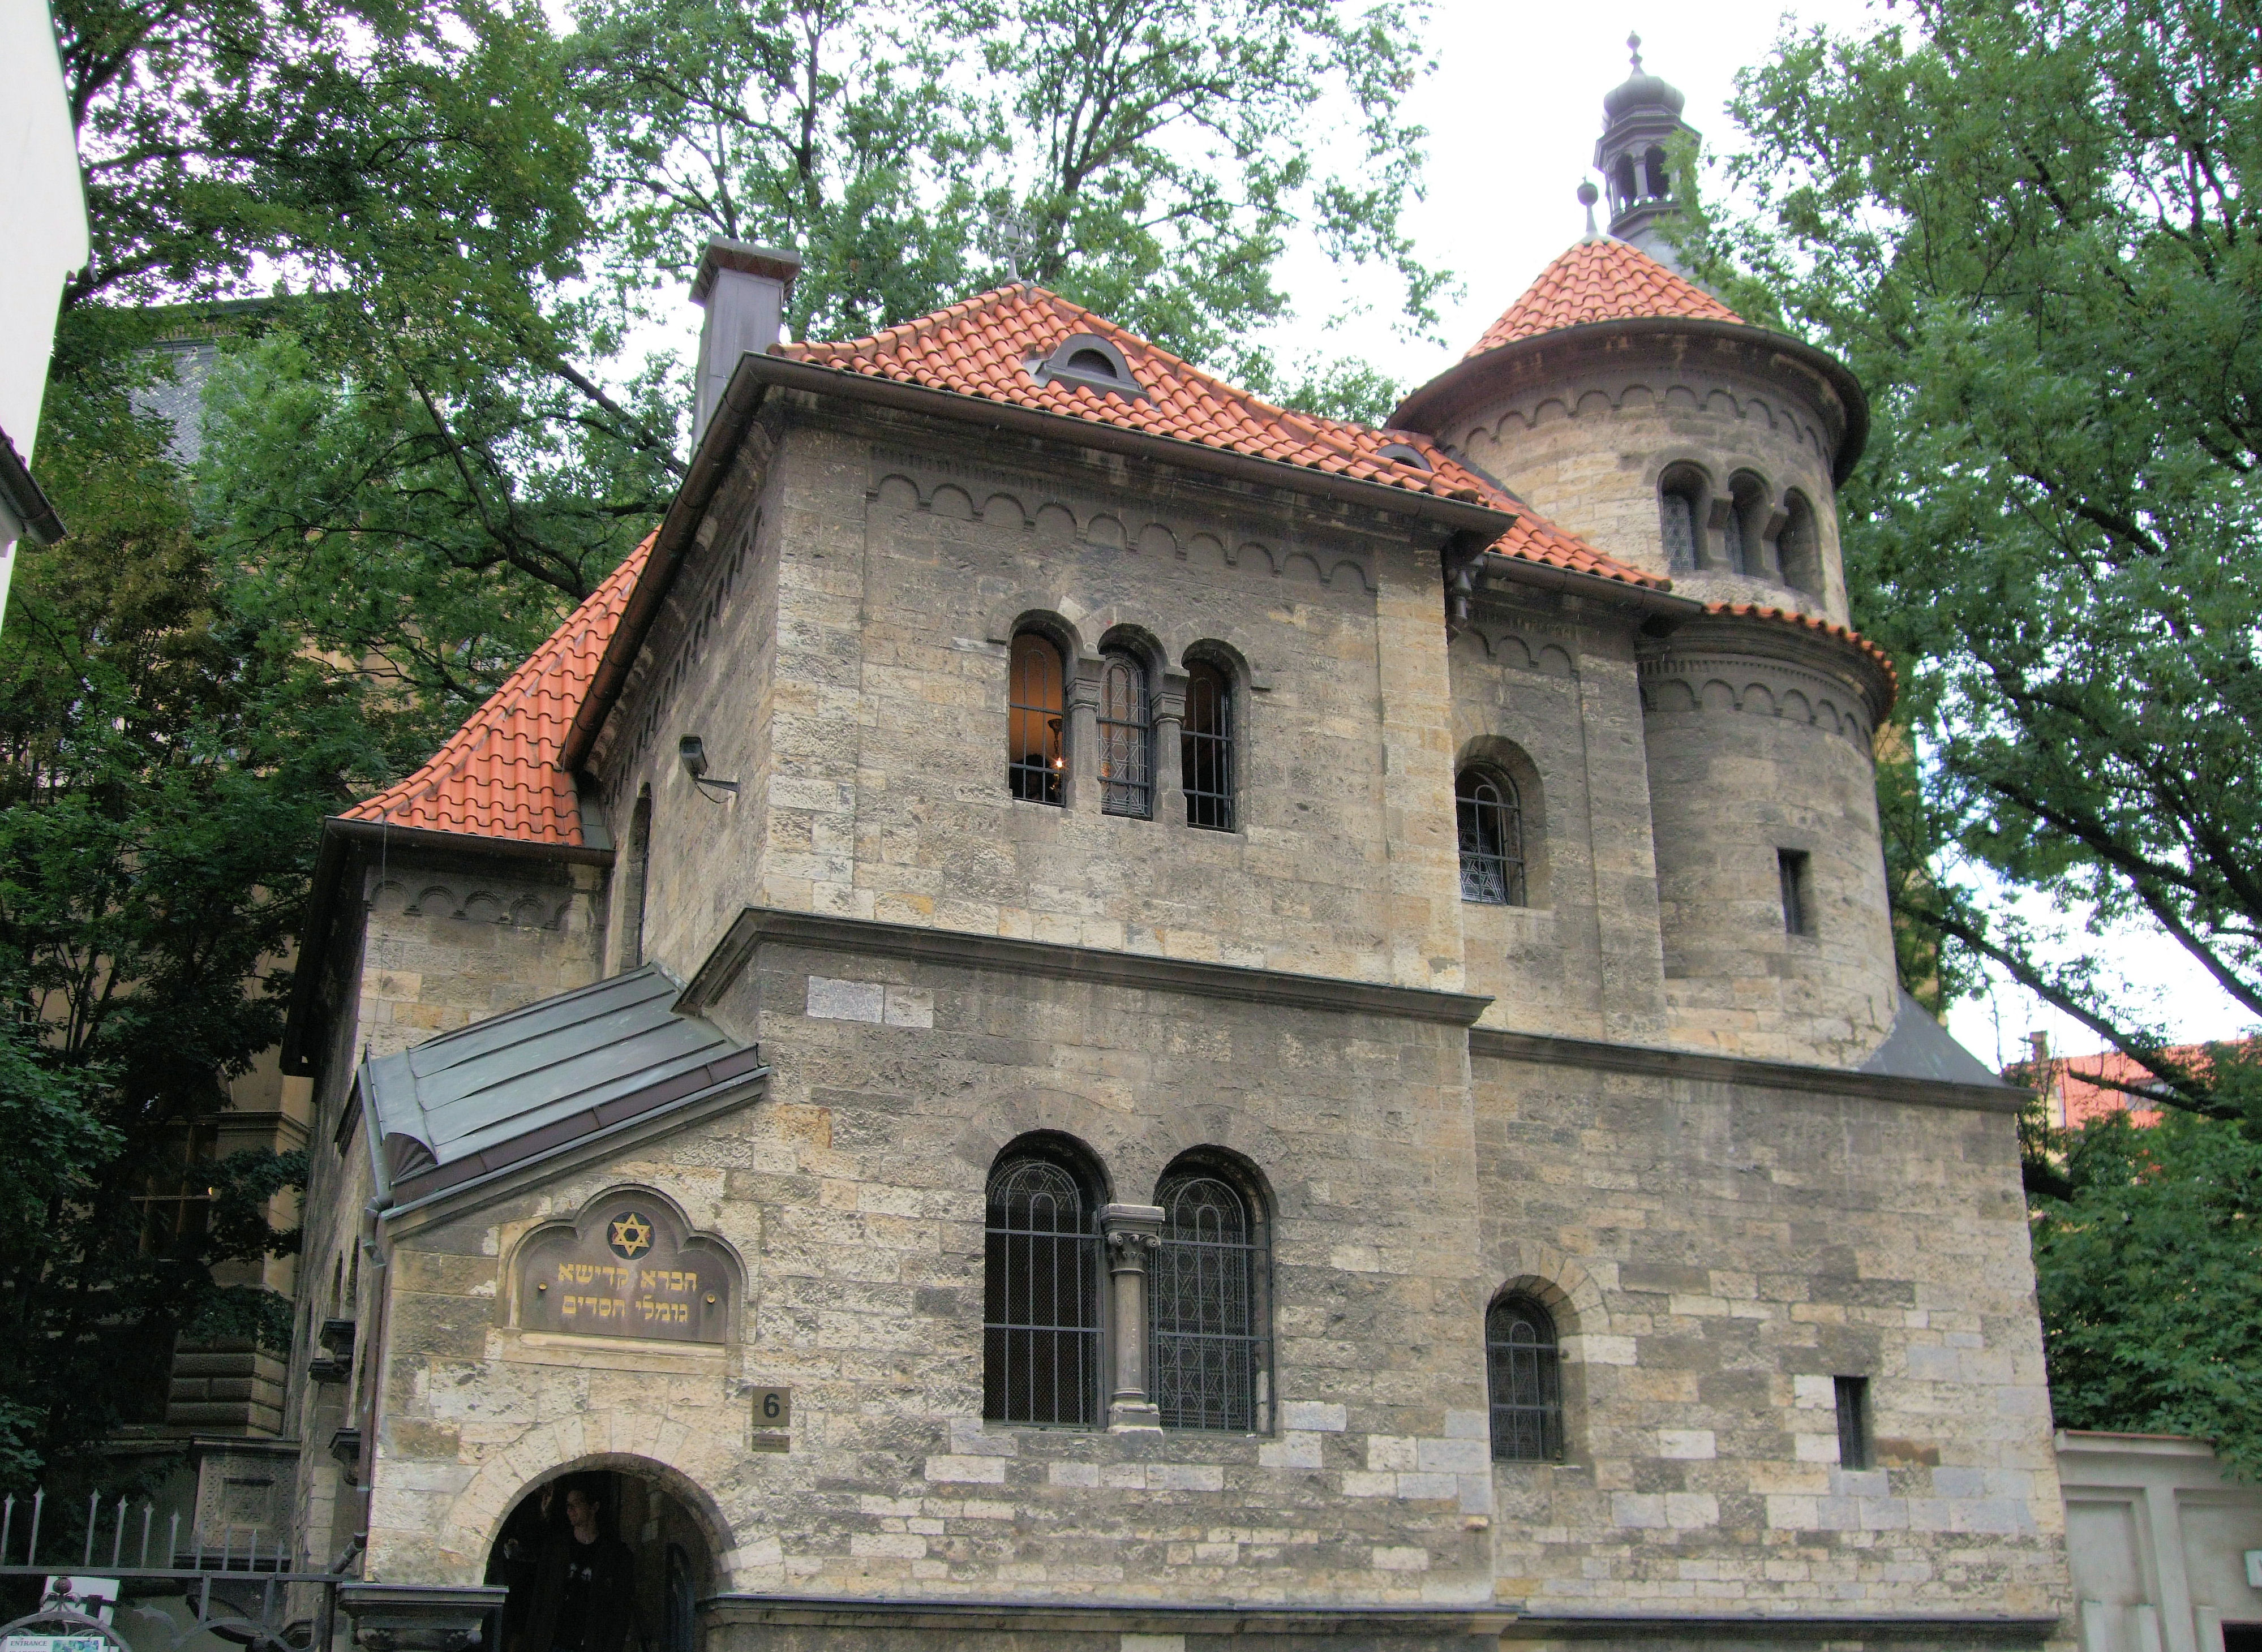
607;1212;654;1259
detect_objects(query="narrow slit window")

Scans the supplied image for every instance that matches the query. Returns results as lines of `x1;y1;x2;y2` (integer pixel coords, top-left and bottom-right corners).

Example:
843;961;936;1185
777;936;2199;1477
1834;1375;1872;1470
1008;633;1066;805
1486;1295;1562;1461
983;1156;1102;1426
1457;768;1526;905
1097;651;1152;818
1152;1171;1267;1431
1779;848;1814;936
1183;661;1234;831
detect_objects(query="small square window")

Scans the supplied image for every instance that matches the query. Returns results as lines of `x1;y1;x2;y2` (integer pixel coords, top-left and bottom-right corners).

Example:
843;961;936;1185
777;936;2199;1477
1778;849;1814;937
1834;1375;1872;1470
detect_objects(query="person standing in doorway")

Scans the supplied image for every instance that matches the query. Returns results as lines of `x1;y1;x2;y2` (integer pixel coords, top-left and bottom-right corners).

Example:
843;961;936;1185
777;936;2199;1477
521;1479;639;1652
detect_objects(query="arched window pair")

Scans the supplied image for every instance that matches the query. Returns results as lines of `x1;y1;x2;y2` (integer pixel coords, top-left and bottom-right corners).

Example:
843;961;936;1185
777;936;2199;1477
982;1144;1268;1430
1457;767;1526;906
1008;631;1235;829
1658;470;1825;597
1486;1293;1563;1461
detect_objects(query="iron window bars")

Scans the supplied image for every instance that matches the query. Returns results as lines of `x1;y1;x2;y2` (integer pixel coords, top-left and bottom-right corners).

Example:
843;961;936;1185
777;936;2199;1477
1183;662;1234;831
983;1158;1102;1425
1008;633;1066;805
1486;1294;1562;1461
1151;1172;1267;1431
1457;769;1526;905
1097;652;1153;818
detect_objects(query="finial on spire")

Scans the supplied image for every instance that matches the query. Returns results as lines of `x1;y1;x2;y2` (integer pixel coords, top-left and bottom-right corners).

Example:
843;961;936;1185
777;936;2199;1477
1628;31;1643;72
1577;180;1600;238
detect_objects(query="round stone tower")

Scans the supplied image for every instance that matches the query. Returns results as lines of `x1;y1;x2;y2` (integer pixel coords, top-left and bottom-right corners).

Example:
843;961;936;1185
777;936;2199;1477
1393;51;1905;1068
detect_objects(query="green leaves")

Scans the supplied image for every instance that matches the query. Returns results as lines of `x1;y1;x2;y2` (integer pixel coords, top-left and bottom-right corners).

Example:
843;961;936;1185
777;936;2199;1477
2033;1108;2262;1477
1689;0;2262;1114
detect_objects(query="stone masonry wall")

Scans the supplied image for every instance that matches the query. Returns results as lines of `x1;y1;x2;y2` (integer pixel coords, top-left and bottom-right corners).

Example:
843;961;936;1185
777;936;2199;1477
1471;1049;2068;1618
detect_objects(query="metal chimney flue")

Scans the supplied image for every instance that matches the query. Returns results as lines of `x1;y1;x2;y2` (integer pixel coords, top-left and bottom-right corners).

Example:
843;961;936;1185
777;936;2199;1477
690;239;801;447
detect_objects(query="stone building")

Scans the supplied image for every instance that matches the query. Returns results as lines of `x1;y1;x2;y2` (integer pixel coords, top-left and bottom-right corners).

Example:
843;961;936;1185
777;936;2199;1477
275;55;2072;1652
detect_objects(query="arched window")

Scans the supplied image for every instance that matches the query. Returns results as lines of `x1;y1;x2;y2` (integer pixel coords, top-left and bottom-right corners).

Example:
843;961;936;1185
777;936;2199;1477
1183;661;1234;831
1008;632;1066;805
1486;1294;1562;1462
1152;1165;1268;1431
984;1151;1102;1425
1723;472;1769;577
1643;145;1670;199
1457;768;1526;906
1097;650;1152;818
1658;467;1705;571
1778;491;1822;595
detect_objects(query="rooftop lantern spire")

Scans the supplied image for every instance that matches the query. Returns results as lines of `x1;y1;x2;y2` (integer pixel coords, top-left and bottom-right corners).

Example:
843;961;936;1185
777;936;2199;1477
1594;32;1698;268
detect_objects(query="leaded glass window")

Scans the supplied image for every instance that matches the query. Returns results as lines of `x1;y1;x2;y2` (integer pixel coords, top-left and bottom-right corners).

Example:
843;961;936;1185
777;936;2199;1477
1183;661;1234;831
984;1156;1102;1425
1660;489;1696;570
1152;1171;1267;1431
1008;633;1066;805
1098;651;1152;818
1457;768;1526;905
1486;1295;1561;1462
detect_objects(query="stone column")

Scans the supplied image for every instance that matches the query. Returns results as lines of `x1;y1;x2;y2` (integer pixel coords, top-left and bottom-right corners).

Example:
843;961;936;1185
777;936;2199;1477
1067;655;1103;814
1100;1202;1164;1430
1151;670;1188;827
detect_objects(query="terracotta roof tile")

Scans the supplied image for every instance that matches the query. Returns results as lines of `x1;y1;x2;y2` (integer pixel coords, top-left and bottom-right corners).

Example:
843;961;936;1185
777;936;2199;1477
1467;238;1743;356
784;283;1664;590
338;536;650;848
1702;600;1898;696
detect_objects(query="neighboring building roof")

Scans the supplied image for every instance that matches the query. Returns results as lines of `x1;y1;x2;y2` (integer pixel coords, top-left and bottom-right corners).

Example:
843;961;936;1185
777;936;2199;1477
338;536;651;850
2005;1043;2211;1130
1859;988;2008;1089
360;963;766;1206
1465;236;1744;356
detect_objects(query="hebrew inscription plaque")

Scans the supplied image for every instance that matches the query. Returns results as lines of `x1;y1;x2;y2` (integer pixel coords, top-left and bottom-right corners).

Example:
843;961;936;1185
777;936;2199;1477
517;1199;728;1344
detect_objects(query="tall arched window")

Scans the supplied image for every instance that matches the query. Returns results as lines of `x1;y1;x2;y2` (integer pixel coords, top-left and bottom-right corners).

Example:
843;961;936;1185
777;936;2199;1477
1724;472;1769;577
984;1151;1102;1425
1152;1165;1268;1431
1658;467;1705;572
1008;632;1066;805
1457;768;1526;906
1097;650;1152;818
1486;1294;1562;1462
1183;661;1234;831
1778;491;1822;595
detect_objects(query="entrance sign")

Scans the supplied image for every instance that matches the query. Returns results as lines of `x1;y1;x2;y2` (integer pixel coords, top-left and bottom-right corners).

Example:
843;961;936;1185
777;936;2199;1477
516;1198;732;1344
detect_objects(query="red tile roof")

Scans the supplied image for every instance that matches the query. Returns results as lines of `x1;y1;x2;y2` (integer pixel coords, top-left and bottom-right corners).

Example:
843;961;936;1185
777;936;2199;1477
1704;601;1899;699
338;537;650;848
1467;237;1744;356
786;285;1667;590
2008;1046;2179;1130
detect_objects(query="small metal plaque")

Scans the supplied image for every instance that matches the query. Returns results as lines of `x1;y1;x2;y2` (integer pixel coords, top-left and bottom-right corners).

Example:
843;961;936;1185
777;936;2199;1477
748;1432;790;1453
749;1387;791;1428
518;1202;727;1344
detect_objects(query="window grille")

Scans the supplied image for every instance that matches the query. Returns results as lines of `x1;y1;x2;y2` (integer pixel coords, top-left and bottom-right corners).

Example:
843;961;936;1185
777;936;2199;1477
1486;1294;1562;1461
1008;633;1066;805
1097;652;1152;818
1457;769;1526;905
984;1157;1101;1425
1152;1172;1266;1431
1183;662;1234;831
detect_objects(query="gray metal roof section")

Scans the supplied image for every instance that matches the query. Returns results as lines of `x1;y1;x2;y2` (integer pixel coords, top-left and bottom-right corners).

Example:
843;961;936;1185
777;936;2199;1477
1860;988;2008;1089
362;965;752;1189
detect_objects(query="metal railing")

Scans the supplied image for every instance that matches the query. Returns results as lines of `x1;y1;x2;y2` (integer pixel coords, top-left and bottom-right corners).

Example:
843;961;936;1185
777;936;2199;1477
0;1490;350;1652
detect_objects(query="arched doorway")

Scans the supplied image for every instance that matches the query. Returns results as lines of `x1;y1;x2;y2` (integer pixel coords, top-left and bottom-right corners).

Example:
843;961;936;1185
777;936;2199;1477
483;1467;715;1652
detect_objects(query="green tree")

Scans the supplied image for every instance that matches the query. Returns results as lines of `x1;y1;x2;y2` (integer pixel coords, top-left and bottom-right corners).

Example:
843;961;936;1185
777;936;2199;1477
1677;0;2262;1120
2032;1109;2262;1474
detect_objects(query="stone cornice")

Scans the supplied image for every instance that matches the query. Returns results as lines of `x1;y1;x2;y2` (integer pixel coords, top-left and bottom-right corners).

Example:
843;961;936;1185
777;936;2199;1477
703;1595;1518;1638
679;907;1496;1026
1638;608;1897;728
1470;1027;2021;1113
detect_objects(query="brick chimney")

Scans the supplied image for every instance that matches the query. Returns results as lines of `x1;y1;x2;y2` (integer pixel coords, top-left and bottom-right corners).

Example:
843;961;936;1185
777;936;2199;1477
690;239;801;447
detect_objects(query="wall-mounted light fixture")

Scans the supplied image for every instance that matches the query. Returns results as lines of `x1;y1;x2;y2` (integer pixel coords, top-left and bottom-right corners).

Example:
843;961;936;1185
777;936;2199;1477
679;734;739;799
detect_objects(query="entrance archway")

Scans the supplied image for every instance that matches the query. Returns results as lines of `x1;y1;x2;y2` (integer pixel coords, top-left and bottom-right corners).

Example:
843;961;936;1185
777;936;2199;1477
483;1467;716;1652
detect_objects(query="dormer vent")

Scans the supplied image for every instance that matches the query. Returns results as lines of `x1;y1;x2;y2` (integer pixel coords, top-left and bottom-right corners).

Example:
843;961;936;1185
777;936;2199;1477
1376;442;1433;472
1033;333;1145;401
